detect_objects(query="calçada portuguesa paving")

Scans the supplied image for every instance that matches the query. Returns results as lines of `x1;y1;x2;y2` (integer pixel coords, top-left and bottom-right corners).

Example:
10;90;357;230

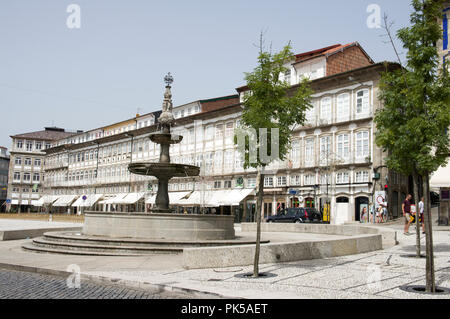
0;218;449;299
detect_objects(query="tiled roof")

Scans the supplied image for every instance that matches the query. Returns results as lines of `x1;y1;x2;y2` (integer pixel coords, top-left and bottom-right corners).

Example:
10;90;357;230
294;42;364;63
10;128;77;141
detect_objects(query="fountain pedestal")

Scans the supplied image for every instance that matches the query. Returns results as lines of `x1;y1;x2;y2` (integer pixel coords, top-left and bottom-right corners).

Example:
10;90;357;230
83;212;235;241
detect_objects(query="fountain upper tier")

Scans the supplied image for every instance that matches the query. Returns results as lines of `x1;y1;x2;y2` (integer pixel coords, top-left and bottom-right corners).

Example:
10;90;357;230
128;162;200;178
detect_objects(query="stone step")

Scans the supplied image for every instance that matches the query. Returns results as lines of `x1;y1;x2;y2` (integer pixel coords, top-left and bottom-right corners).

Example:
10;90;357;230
29;237;182;255
21;243;145;257
41;231;268;248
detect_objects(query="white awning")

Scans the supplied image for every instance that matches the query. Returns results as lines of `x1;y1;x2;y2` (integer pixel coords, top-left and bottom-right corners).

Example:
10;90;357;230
71;194;103;207
11;199;19;205
430;163;450;189
121;192;146;204
52;195;79;207
98;193;129;205
215;188;255;206
21;200;29;205
159;189;255;207
145;192;191;205
33;195;60;207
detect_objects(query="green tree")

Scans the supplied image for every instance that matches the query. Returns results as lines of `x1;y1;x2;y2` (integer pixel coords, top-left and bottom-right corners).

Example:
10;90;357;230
375;0;450;292
235;37;313;277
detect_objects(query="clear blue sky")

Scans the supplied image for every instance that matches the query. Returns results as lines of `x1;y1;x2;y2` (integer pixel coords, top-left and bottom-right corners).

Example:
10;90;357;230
0;0;413;149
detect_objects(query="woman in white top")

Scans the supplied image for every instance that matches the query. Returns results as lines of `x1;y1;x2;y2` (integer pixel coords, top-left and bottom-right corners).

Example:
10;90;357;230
419;197;425;234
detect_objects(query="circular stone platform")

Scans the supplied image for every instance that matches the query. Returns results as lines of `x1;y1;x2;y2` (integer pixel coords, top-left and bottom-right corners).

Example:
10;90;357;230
82;212;235;241
22;230;270;256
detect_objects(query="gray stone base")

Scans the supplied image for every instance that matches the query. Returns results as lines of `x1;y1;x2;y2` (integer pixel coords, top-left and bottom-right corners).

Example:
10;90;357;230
83;212;235;241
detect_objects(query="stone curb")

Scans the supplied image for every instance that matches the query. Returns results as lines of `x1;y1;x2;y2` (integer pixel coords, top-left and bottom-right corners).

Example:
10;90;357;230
0;262;237;299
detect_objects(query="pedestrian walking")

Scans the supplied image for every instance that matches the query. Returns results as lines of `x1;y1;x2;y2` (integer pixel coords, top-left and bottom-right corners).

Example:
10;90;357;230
419;196;425;234
402;194;413;235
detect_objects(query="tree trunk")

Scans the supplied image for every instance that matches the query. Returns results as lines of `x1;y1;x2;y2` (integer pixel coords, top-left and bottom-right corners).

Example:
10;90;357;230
424;172;436;292
253;167;265;278
413;171;421;258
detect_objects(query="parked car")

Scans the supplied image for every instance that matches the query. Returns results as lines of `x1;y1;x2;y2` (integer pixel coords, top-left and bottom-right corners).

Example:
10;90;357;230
266;207;322;223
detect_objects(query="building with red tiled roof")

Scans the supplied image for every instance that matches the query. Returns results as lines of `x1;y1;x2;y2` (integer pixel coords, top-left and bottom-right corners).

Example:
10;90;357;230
237;41;374;96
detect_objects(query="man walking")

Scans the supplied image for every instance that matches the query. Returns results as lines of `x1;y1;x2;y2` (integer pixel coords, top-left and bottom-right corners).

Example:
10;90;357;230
403;194;413;235
419;196;426;234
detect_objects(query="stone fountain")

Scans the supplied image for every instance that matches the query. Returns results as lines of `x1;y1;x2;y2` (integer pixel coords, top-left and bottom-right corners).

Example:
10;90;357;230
128;73;200;213
80;74;236;241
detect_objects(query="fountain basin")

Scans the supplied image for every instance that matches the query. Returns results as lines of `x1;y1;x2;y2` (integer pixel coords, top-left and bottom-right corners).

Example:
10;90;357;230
128;162;200;178
82;212;235;241
149;132;183;144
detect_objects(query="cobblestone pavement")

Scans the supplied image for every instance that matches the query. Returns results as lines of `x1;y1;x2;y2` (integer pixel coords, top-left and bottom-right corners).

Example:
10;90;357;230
0;268;200;299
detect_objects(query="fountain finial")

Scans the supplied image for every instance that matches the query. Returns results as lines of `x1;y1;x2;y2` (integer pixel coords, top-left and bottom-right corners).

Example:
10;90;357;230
159;72;174;124
164;72;174;87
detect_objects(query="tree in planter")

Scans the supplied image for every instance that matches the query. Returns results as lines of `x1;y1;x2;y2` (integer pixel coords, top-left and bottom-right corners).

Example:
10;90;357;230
375;0;450;292
235;38;312;277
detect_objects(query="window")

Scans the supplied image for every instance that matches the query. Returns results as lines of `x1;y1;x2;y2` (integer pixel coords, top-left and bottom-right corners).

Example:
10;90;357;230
320;97;332;123
13;172;21;180
320;173;331;185
284;69;291;84
337;93;350;121
224;180;232;189
196;154;203;167
33;173;40;182
356;131;370;158
277;176;287;187
225;122;234;137
336;134;350;159
34;158;41;166
320;136;332;159
305;138;314;162
234;152;243;170
205;126;214;140
356;89;370;114
355;171;369;183
214;181;222;189
336;172;349;184
264;177;274;187
289;175;300;186
32;188;39;193
35;142;42;150
45;143;51;149
24;158;32;166
23;173;31;181
215;124;224;139
290;140;300;165
247;178;256;188
15;157;22;165
16;140;23;149
305;106;315;124
224;150;233;171
214;151;222;171
26;141;33;151
304;174;315;186
204;152;213;173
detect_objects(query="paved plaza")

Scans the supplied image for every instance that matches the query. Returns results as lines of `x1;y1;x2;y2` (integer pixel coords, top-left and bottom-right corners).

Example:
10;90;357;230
0;215;449;299
0;219;80;231
0;268;210;299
